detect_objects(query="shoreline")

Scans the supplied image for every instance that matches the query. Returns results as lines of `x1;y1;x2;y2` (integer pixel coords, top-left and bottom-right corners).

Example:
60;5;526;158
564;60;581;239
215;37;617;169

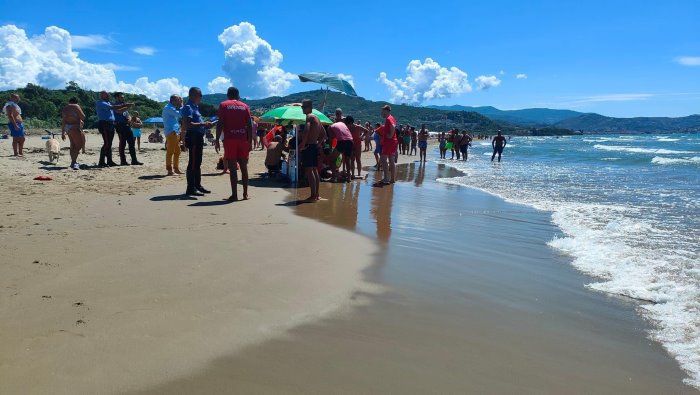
135;160;695;394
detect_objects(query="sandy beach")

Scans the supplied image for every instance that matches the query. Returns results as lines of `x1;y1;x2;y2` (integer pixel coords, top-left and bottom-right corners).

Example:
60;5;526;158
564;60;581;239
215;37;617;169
0;133;384;393
0;134;695;394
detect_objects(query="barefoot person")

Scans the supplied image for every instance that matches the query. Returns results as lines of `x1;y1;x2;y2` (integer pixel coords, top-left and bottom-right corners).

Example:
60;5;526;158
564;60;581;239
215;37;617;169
4;94;24;157
130;111;143;151
96;91;133;167
300;99;325;201
181;87;215;196
377;105;398;185
372;122;382;169
329;119;354;182
162;95;183;175
459;130;472;161
345;116;370;178
491;130;507;162
214;86;253;202
61;97;86;170
418;123;429;162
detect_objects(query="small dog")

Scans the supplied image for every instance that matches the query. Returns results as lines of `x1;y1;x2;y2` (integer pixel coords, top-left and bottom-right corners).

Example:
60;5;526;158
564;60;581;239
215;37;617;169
46;135;60;163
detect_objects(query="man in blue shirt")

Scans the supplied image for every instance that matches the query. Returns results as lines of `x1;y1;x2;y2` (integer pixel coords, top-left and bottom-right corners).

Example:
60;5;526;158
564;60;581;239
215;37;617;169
114;92;142;166
96;91;133;167
181;87;214;196
162;95;183;175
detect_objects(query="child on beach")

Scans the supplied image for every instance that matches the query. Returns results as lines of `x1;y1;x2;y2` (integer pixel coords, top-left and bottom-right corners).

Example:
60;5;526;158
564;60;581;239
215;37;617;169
130;111;143;151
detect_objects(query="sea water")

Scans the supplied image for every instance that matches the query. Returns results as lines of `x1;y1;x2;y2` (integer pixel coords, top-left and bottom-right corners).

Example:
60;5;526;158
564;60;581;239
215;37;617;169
437;134;700;388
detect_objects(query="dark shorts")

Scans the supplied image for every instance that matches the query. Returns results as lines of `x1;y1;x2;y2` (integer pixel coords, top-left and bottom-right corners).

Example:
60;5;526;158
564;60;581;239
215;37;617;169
374;141;382;154
418;141;428;150
256;130;265;137
494;146;504;154
9;122;24;138
336;140;353;156
460;144;468;154
301;144;319;168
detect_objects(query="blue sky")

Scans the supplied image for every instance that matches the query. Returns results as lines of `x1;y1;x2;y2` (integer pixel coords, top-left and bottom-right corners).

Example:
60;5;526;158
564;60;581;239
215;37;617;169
2;0;699;117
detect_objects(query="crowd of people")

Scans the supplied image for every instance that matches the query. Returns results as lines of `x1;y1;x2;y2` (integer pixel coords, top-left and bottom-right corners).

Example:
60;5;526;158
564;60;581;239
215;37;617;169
2;90;510;201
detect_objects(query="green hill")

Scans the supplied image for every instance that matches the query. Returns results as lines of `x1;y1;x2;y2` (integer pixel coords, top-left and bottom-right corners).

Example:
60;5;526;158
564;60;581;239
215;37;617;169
555;113;700;134
428;105;585;125
203;90;573;135
0;82;166;130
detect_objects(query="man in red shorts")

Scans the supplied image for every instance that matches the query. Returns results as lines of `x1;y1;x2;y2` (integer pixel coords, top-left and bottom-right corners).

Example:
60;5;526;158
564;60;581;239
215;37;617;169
376;105;398;186
215;86;253;201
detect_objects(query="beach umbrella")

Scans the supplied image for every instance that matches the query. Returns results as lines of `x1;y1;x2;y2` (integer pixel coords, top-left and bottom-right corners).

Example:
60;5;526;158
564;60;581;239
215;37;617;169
260;104;333;125
143;117;163;124
298;72;358;97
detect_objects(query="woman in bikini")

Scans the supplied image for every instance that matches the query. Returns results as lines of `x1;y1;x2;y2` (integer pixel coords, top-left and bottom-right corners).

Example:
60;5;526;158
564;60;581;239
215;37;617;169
61;97;86;170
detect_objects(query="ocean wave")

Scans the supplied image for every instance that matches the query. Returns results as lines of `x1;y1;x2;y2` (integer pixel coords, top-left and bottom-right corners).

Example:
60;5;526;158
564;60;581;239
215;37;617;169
436;158;700;389
594;144;695;155
651;156;700;165
657;138;680;142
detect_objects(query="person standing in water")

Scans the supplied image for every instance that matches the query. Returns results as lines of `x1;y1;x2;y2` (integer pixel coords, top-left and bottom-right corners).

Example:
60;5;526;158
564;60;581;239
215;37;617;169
418;124;429;162
491;130;507;162
377;105;397;186
300;99;325;201
459;130;472;161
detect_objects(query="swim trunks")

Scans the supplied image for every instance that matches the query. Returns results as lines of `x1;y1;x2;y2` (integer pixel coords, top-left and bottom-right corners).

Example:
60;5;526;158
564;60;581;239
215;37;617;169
460;144;468;154
301;143;319;168
336;140;353;157
493;146;504;154
9;122;24;138
224;139;251;160
382;139;398;156
418;141;428;150
132;128;142;138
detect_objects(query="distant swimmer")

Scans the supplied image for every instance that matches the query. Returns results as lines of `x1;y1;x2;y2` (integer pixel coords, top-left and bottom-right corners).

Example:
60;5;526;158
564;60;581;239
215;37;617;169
491;130;507;162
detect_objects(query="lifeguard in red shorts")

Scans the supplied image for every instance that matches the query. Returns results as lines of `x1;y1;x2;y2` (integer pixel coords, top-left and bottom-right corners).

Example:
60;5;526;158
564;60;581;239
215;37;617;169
215;86;253;201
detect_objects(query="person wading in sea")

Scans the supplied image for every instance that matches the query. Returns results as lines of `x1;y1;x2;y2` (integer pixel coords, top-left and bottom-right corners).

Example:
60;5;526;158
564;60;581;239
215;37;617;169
491;130;507;162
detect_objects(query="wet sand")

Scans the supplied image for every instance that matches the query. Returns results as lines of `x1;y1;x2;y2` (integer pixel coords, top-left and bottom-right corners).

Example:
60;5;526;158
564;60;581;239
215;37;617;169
137;161;695;394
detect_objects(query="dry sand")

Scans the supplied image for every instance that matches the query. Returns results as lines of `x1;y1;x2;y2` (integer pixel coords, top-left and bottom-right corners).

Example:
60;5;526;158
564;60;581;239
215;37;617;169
0;133;385;394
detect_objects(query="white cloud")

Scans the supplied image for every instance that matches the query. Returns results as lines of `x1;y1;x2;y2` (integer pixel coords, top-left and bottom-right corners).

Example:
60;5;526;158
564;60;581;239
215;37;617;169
516;73;527;79
474;75;501;90
378;58;472;105
216;22;296;98
71;34;110;49
674;56;700;66
132;46;155;56
575;93;653;103
207;76;231;93
102;63;140;71
337;73;355;88
0;25;187;101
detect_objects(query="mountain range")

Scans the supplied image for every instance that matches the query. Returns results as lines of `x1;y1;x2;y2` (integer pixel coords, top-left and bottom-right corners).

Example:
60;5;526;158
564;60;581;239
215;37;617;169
427;104;700;134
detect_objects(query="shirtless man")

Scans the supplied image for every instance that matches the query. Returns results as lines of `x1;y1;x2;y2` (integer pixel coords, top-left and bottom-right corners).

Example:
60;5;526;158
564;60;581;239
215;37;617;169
61;97;86;169
418;123;429;162
459;130;472;161
300;99;325;201
491;130;507;162
345;116;370;178
4;94;24;156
